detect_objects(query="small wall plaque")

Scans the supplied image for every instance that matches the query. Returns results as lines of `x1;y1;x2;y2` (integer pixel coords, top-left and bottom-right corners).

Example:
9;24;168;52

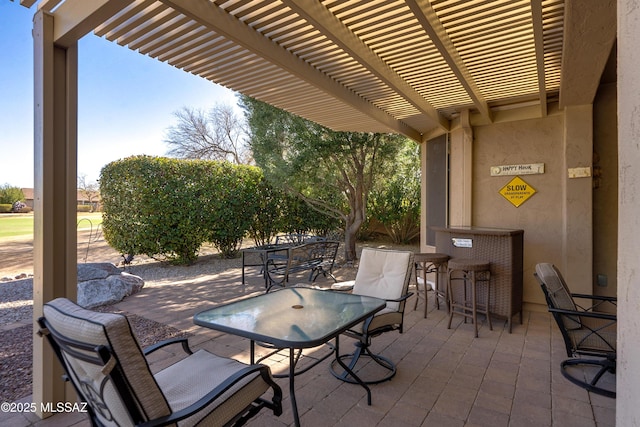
452;238;472;248
491;163;544;176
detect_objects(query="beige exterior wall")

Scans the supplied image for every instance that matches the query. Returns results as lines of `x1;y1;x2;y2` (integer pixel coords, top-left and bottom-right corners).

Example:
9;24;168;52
472;112;565;307
440;91;617;310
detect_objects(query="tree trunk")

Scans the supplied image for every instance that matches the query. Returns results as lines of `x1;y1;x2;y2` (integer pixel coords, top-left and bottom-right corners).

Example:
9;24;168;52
343;203;365;263
343;221;358;264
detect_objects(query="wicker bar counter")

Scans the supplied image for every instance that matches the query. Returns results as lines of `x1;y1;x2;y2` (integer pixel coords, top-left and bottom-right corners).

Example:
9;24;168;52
434;226;524;333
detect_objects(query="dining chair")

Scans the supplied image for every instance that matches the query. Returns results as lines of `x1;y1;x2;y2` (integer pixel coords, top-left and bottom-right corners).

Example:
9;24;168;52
330;247;414;384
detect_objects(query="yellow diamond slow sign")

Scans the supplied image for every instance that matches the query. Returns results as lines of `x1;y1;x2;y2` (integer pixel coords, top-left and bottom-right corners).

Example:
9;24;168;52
499;176;536;207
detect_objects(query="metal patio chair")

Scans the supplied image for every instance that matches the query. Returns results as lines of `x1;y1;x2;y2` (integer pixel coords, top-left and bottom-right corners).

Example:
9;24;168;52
265;240;340;291
534;263;616;398
330;248;414;384
38;298;282;426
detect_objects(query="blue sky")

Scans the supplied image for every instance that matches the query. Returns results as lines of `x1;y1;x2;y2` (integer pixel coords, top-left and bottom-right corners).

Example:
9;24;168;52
0;1;238;188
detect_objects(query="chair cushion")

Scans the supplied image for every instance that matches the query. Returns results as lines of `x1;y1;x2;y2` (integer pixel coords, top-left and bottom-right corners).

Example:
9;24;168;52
352;248;413;312
331;280;355;291
155;349;270;427
416;276;435;291
43;298;170;425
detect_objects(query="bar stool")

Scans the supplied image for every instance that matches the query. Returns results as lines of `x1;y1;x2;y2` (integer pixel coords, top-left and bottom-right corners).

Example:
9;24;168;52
413;253;450;318
447;258;492;337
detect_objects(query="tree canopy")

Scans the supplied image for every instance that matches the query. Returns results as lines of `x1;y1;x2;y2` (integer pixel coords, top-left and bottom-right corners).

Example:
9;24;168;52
0;184;25;205
241;95;412;262
164;103;251;164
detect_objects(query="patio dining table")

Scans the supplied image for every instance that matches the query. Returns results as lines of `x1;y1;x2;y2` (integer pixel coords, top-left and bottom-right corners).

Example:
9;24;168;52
193;287;386;426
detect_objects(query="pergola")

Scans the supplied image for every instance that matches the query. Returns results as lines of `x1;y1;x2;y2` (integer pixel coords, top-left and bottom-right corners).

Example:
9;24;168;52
19;0;640;424
23;0;615;138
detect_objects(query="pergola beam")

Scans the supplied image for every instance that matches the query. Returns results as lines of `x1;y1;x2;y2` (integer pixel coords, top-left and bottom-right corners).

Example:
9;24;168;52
20;0;39;8
47;0;134;48
282;0;449;133
530;0;547;117
160;0;422;141
406;0;493;124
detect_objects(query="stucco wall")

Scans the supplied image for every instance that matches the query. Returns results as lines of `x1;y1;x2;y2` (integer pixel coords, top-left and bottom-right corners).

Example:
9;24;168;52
472;113;565;307
617;0;640;421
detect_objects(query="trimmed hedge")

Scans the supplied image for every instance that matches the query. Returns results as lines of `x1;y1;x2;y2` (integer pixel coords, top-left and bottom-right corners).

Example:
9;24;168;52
100;156;262;263
0;204;12;213
100;156;339;264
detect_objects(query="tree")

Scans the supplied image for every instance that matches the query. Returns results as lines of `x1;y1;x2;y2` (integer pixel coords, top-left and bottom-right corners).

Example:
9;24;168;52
368;141;421;244
164;102;251;165
241;95;407;262
77;174;100;211
0;184;25;205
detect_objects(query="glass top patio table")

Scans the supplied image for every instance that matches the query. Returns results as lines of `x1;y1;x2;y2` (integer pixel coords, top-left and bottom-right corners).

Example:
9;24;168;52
194;287;386;349
194;287;386;427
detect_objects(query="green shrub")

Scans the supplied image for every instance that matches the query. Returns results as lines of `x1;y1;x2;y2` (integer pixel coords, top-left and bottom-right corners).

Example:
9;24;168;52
77;205;92;212
0;204;12;213
279;193;341;237
100;156;342;263
197;161;263;258
100;156;266;263
247;178;283;246
368;172;420;244
0;185;24;205
101;156;205;264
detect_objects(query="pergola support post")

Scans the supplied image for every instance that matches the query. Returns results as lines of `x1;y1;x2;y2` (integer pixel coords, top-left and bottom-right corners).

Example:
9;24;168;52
562;105;593;294
32;10;78;418
449;109;473;226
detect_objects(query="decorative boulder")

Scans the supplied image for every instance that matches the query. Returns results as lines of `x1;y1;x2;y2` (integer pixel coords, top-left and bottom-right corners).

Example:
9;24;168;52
77;263;144;308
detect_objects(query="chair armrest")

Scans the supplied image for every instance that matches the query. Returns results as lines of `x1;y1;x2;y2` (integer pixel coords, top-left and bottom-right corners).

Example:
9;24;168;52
137;363;282;427
143;337;192;356
265;257;289;287
570;293;617;313
384;292;414;303
548;307;617;321
571;293;617;302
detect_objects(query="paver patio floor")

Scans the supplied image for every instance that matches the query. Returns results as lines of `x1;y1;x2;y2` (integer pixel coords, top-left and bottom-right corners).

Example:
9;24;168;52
5;263;615;426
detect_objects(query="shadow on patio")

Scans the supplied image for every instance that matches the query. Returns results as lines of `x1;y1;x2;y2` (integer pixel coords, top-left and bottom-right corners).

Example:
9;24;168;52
10;263;615;427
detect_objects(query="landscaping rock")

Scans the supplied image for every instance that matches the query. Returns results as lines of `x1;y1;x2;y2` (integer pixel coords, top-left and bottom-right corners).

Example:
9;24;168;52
77;262;122;281
77;263;144;308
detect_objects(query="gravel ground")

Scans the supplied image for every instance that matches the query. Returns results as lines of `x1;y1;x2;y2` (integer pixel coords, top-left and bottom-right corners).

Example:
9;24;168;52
0;237;232;404
0;279;33;325
0;272;193;404
0;306;190;404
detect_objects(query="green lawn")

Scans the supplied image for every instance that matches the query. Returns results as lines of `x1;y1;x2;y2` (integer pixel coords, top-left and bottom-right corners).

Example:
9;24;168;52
0;212;103;240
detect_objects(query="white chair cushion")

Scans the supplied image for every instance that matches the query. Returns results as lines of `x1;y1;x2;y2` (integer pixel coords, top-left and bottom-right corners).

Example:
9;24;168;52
416;276;435;291
352;248;412;311
331;280;355;291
